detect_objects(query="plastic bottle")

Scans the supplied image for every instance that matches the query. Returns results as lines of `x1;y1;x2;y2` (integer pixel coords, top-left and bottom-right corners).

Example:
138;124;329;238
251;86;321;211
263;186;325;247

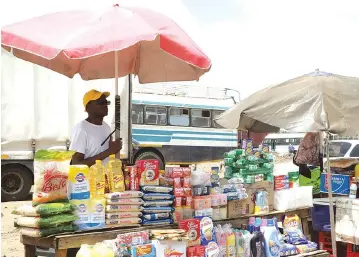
226;232;236;257
107;154;125;192
89;160;105;198
254;217;262;232
355;164;359;179
349;182;357;199
263;219;280;257
248;217;255;233
260;218;268;233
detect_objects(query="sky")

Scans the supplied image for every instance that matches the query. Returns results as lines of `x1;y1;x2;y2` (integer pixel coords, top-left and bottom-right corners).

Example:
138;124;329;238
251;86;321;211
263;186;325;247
1;0;359;98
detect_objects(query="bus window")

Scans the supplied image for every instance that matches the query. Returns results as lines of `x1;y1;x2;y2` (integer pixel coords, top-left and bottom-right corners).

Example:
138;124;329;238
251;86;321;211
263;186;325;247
169;108;189;126
212;110;224;128
191;109;211;127
145;106;167;125
132;104;144;124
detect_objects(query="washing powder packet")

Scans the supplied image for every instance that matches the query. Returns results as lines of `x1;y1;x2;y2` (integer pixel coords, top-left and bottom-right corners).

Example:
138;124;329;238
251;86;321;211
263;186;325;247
295;241;318;254
142;193;174;201
106;212;142;219
280;244;297;256
141;186;173;194
283;214;308;245
143;200;173;207
141;219;174;226
106;205;144;213
142;213;171;221
143;207;174;214
105;191;144;199
106;198;144;205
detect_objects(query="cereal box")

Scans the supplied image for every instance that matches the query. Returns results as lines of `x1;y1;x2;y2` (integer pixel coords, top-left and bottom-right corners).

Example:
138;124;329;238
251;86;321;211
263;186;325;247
152;240;186;257
179;219;201;246
197;217;216;246
136;160;159;186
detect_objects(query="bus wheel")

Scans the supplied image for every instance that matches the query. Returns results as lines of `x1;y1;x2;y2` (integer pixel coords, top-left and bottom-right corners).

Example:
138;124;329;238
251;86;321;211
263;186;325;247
135;151;165;170
1;164;33;202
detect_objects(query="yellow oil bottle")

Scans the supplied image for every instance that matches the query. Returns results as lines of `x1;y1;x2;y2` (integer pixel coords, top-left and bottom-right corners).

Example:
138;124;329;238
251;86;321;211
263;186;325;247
89;160;105;198
107;154;125;192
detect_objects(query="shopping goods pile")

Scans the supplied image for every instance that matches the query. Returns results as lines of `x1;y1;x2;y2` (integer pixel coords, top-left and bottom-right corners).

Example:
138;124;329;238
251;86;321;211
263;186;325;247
223;142;274;183
74;214;319;257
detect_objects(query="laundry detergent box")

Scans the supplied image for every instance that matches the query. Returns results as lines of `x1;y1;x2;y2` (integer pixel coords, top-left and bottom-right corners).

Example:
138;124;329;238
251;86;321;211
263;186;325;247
152;239;186;257
320;173;350;195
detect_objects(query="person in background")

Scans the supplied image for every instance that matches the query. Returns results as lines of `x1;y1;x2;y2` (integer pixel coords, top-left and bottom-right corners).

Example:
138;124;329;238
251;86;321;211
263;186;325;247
70;89;122;167
288;143;295;155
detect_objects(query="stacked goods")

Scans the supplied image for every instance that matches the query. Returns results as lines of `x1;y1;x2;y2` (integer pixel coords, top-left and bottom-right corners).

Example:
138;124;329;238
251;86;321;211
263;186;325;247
223;147;274;183
13;203;77;237
164;167;192;222
137;160;174;225
150;229;188;241
68;165;106;230
151;229;188;257
190;169;212;218
105;191;144;227
107;154;125;193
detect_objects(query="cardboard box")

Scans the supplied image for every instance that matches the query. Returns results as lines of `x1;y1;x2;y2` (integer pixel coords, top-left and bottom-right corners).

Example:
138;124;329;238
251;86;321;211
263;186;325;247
227;181;274;218
320;173;350;195
152;240;187;257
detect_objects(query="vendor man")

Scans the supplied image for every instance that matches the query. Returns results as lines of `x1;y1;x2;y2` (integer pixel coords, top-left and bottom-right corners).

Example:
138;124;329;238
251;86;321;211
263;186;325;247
70;89;122;166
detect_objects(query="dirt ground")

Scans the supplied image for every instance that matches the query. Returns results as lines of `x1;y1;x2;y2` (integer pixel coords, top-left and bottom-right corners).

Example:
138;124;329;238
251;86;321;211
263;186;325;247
1;199;30;257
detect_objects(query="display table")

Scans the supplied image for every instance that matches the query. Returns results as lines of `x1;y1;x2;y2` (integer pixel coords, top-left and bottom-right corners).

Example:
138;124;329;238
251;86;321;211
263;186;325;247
21;207;312;257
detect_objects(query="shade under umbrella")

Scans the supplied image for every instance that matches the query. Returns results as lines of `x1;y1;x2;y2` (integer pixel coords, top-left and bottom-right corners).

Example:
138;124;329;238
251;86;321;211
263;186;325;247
1;4;211;83
215;70;359;137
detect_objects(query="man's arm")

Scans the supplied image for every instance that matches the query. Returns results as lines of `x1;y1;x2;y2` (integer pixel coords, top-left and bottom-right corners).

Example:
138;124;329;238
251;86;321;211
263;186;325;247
71;150;111;167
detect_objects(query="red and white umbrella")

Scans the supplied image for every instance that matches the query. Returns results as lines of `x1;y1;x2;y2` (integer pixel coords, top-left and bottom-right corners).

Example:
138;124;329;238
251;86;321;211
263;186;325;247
1;4;211;94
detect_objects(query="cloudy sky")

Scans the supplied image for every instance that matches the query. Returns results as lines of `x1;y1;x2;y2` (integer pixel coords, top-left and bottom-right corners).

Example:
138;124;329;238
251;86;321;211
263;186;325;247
1;0;359;98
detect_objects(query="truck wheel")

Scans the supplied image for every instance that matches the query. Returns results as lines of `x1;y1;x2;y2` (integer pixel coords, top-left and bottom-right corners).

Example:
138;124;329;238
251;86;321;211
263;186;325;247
1;165;33;202
135;151;165;170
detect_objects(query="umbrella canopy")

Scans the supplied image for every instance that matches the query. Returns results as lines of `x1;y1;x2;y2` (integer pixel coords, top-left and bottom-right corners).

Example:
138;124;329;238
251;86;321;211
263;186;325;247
1;4;211;83
215;70;359;136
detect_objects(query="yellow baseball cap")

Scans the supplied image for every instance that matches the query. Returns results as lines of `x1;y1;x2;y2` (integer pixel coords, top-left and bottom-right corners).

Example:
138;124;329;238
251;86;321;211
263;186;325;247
83;90;110;108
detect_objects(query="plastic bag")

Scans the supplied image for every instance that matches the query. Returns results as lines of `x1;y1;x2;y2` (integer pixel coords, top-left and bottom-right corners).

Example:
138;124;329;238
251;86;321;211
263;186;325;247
283;215;308;245
15;214;77;228
19;224;75;237
33;150;74;206
12;203;74;217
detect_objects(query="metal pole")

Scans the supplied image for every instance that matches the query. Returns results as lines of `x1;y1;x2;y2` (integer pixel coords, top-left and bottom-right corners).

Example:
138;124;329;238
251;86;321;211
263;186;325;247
115;51;119;95
326;132;337;257
128;74;133;163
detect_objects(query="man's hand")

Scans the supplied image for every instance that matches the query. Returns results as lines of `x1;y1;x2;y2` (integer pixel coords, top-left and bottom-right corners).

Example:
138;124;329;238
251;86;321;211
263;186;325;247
108;138;122;155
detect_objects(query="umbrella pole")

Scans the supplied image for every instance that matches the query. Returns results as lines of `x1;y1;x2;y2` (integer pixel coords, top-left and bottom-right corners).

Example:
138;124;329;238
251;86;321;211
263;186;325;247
325;132;337;257
115;51;119;95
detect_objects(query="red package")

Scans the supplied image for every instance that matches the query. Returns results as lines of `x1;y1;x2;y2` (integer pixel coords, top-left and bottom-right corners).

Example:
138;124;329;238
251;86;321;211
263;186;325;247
184;187;192;196
128;166;139;191
136;160;159;186
179;219;201;246
174;187;185;197
183;176;190;187
174;177;182;188
185;196;193;207
174;197;183;207
187;246;205;257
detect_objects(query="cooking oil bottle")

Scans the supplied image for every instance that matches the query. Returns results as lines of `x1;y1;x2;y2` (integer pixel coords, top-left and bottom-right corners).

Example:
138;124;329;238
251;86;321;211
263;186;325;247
107;154;125;192
89;160;105;198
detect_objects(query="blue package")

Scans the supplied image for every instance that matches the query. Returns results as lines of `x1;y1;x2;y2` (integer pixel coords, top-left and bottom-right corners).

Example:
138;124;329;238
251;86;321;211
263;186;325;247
143;206;174;214
280;244;297;256
142;193;174;201
141;219;174;226
143;213;171;221
320;173;350;195
195;216;216;246
143;200;173;207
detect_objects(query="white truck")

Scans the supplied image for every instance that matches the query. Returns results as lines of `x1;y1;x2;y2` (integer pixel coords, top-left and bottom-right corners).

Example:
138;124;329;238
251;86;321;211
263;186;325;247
1;49;132;201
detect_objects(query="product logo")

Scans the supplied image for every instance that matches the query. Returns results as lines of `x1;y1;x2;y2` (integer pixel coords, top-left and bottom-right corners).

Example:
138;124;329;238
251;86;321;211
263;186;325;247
75;173;85;182
95;204;104;213
324;174;346;191
42;170;67;193
78;204;87;213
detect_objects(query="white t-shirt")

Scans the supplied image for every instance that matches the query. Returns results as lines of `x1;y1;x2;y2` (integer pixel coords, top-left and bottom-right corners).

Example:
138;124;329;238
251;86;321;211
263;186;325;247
70;120;111;164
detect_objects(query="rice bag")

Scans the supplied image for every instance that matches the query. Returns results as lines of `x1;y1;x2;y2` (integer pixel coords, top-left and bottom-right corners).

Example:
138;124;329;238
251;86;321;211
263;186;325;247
143;200;173;207
19;224;76;237
12;203;74;217
141;219;174;226
143;207;174;214
105;191;144;199
106;205;144;213
142;213;171;221
283;215;308;245
141;186;173;194
32;150;74;206
106;198;144;205
106;212;142;219
105;217;141;226
142;193;174;201
15;214;77;229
